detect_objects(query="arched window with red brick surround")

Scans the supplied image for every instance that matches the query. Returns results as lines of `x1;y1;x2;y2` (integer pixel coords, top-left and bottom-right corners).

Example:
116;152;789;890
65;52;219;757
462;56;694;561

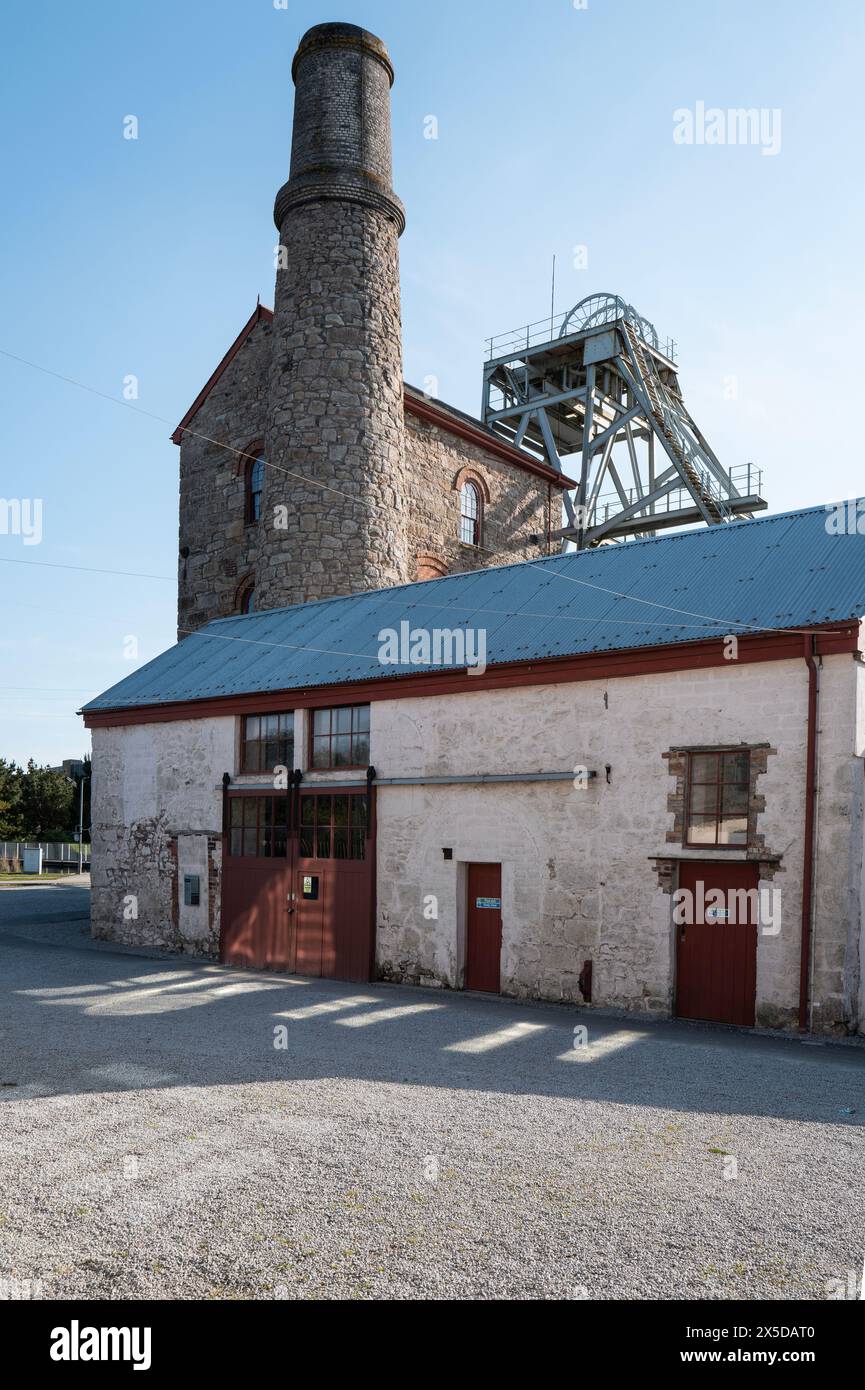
453;467;489;548
236;577;256;615
459;481;481;546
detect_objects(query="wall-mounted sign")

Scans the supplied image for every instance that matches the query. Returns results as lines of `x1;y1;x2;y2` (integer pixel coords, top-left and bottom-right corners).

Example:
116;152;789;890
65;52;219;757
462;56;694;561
302;875;319;900
476;897;501;910
706;908;730;922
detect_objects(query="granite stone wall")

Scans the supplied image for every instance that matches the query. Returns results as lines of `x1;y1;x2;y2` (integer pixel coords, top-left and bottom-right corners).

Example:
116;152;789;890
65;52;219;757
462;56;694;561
176;318;272;639
260;23;409;611
174;23;559;633
403;407;555;579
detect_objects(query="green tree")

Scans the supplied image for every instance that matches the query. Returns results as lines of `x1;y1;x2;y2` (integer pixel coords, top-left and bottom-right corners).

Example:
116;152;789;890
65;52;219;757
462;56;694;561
17;761;75;841
0;759;23;838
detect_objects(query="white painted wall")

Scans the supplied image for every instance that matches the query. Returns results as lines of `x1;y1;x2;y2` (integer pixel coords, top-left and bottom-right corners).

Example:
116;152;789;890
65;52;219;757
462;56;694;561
90;716;233;950
88;650;865;1031
373;654;862;1030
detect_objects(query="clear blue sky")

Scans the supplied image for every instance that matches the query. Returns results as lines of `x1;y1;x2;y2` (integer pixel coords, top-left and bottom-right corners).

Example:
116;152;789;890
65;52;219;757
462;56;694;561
1;0;863;765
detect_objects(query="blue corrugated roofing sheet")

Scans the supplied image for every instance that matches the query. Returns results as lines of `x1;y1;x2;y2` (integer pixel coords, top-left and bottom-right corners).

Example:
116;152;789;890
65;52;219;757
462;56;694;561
83;501;865;713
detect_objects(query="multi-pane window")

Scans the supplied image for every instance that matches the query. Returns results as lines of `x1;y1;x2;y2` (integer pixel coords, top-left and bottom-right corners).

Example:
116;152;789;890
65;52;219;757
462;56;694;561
299;794;367;860
245;454;264;524
310;705;370;768
685;750;750;847
228;796;288;857
460;481;481;546
241;712;294;773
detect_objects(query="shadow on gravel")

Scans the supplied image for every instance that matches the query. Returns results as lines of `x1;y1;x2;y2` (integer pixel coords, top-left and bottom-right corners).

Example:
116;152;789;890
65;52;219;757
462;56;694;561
2;907;865;1124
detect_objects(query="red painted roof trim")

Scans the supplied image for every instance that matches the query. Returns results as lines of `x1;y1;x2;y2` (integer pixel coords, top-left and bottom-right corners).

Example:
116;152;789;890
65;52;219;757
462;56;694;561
403;393;575;489
81;623;860;729
171;304;274;445
170;307;575;488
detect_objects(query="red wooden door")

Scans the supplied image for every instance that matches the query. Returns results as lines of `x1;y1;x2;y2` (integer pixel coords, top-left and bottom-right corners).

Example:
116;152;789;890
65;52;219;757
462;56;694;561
676;860;759;1025
466;863;502;993
222;860;292;971
294;869;325;976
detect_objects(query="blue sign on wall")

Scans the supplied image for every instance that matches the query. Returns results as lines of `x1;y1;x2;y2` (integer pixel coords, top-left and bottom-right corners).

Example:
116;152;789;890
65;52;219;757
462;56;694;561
476;897;501;909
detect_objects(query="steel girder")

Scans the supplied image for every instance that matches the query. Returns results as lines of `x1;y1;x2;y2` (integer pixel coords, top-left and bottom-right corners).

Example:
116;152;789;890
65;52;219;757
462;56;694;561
481;298;766;548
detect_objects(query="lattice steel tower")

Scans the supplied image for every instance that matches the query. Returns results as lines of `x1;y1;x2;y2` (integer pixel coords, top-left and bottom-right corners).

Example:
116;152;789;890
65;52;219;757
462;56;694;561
482;293;766;547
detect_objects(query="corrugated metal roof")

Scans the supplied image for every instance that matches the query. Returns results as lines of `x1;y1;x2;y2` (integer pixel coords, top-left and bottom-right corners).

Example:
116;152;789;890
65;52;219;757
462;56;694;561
83;501;865;713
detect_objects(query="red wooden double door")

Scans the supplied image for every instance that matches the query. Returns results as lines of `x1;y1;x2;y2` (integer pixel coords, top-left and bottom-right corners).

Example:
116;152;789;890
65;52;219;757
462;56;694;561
220;788;375;982
675;860;759;1026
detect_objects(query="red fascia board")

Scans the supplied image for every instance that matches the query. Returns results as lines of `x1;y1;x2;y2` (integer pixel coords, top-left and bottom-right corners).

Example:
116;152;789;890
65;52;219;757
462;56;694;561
81;622;861;729
171;304;274;444
170;307;575;490
404;394;576;490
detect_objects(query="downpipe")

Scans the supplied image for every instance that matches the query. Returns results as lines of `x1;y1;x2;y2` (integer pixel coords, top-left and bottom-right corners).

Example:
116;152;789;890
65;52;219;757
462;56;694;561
798;634;820;1033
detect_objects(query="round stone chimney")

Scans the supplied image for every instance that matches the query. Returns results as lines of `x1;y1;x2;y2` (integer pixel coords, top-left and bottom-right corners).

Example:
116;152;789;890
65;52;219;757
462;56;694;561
259;22;408;611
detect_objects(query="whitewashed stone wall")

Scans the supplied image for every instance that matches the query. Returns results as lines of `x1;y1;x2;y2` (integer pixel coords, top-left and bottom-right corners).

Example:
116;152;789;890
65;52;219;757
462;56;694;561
88;650;865;1032
90;717;234;953
373;654;864;1032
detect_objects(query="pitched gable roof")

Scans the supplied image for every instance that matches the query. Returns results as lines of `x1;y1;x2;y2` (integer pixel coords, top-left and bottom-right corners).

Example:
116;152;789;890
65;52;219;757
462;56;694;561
170;307;574;487
83;500;865;717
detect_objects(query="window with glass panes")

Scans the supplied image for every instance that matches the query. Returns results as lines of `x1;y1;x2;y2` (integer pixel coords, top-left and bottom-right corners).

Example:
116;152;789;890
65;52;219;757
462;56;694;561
310;705;370;768
228;796;288;857
459;481;481;546
685;750;750;847
245;454;265;524
240;712;294;773
299;794;366;860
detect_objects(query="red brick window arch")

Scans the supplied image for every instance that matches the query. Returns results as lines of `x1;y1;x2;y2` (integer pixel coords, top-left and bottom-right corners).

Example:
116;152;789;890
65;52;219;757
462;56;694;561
416;553;449;581
453;468;489;548
236;577;256;615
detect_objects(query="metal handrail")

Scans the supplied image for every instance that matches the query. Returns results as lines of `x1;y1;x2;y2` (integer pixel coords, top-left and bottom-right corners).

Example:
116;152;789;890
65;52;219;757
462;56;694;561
485;303;677;363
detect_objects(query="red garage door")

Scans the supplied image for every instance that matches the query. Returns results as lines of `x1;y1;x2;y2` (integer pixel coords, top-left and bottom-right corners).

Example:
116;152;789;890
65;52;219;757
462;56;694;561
221;789;375;982
676;860;759;1026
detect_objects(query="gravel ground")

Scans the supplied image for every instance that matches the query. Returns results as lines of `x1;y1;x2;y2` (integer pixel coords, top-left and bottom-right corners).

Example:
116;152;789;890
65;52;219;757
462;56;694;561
1;887;864;1301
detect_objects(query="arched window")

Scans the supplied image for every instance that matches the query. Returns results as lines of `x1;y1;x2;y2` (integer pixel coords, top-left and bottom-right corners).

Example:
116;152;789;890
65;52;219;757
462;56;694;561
238;580;255;615
244;453;265;524
459;481;481;546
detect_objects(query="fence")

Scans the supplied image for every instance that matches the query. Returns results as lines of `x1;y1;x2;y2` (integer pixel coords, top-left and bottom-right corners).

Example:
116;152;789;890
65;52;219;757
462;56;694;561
0;842;90;871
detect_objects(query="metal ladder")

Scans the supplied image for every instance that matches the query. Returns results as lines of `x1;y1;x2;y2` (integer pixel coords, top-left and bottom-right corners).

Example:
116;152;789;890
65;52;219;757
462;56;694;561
621;321;728;523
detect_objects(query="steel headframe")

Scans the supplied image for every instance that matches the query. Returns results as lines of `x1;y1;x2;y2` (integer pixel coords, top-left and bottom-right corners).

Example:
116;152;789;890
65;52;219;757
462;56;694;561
481;292;766;548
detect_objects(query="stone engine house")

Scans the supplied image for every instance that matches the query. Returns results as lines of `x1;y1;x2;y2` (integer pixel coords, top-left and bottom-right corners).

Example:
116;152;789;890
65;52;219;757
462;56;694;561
173;22;568;637
84;22;865;1040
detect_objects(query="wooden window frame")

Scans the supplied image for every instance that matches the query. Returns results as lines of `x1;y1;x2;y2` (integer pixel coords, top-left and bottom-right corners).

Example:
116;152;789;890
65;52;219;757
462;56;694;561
308;704;371;770
298;791;367;861
227;793;289;858
683;749;751;849
240;711;294;774
459;480;482;547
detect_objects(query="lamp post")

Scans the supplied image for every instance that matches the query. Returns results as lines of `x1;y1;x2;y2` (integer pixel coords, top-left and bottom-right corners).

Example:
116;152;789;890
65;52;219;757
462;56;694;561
77;776;85;874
